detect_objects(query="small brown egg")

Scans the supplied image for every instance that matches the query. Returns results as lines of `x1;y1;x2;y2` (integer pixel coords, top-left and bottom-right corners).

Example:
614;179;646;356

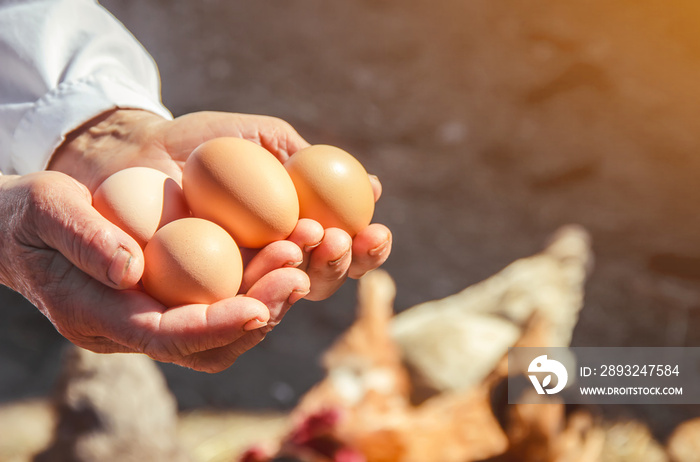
142;217;243;307
182;137;299;249
284;145;375;237
93;167;190;248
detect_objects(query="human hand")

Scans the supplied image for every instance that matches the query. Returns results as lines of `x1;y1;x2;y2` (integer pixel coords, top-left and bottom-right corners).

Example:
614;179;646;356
49;109;392;300
0;170;309;372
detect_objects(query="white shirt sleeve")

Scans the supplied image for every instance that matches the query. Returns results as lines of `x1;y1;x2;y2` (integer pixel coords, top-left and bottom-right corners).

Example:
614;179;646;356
0;0;173;175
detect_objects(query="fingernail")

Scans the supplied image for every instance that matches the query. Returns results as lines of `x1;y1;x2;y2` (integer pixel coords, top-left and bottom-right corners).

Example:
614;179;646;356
243;318;268;331
287;289;310;305
108;247;133;288
369;240;390;257
303;240;323;253
369;174;379;182
329;248;351;266
284;260;304;268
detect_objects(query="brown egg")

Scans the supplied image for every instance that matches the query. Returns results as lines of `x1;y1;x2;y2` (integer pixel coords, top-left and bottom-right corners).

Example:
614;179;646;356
142;218;243;307
93;167;190;248
182;137;299;249
284;145;375;237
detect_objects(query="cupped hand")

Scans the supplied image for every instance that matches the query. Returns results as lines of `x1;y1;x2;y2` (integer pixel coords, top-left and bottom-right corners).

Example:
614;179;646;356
49;109;392;301
0;171;310;372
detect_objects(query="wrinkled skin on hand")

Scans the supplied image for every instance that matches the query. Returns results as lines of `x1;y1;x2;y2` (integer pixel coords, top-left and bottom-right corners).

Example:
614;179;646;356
0;170;309;372
0;109;390;372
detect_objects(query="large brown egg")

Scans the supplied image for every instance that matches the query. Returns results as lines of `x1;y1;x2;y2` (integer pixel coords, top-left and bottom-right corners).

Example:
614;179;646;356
93;167;190;248
182;137;299;249
142;218;243;307
284;145;375;237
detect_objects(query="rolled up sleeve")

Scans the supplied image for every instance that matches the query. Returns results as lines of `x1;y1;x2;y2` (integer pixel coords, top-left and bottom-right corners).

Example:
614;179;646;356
0;0;172;175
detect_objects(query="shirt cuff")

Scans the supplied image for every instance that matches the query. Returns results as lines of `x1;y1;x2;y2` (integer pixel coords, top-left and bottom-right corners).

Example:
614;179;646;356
11;73;173;175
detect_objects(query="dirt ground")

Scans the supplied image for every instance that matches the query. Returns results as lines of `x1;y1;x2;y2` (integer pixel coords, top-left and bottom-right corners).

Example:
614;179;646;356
3;0;700;443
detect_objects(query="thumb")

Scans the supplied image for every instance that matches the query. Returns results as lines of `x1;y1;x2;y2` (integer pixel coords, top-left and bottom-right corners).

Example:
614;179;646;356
36;174;144;289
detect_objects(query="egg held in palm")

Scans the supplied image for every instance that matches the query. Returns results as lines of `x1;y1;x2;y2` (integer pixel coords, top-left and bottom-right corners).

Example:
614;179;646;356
182;137;300;249
142;217;243;307
284;144;375;237
92;167;190;248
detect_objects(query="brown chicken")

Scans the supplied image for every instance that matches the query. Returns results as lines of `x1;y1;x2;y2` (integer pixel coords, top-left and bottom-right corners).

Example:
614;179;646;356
241;269;508;462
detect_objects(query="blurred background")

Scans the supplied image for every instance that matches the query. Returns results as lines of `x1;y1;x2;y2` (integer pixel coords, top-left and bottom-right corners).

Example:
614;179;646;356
3;0;700;456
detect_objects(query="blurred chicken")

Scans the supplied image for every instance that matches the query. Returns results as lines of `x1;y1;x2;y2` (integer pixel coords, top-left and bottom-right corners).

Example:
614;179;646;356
297;268;411;414
241;269;508;462
239;227;607;462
